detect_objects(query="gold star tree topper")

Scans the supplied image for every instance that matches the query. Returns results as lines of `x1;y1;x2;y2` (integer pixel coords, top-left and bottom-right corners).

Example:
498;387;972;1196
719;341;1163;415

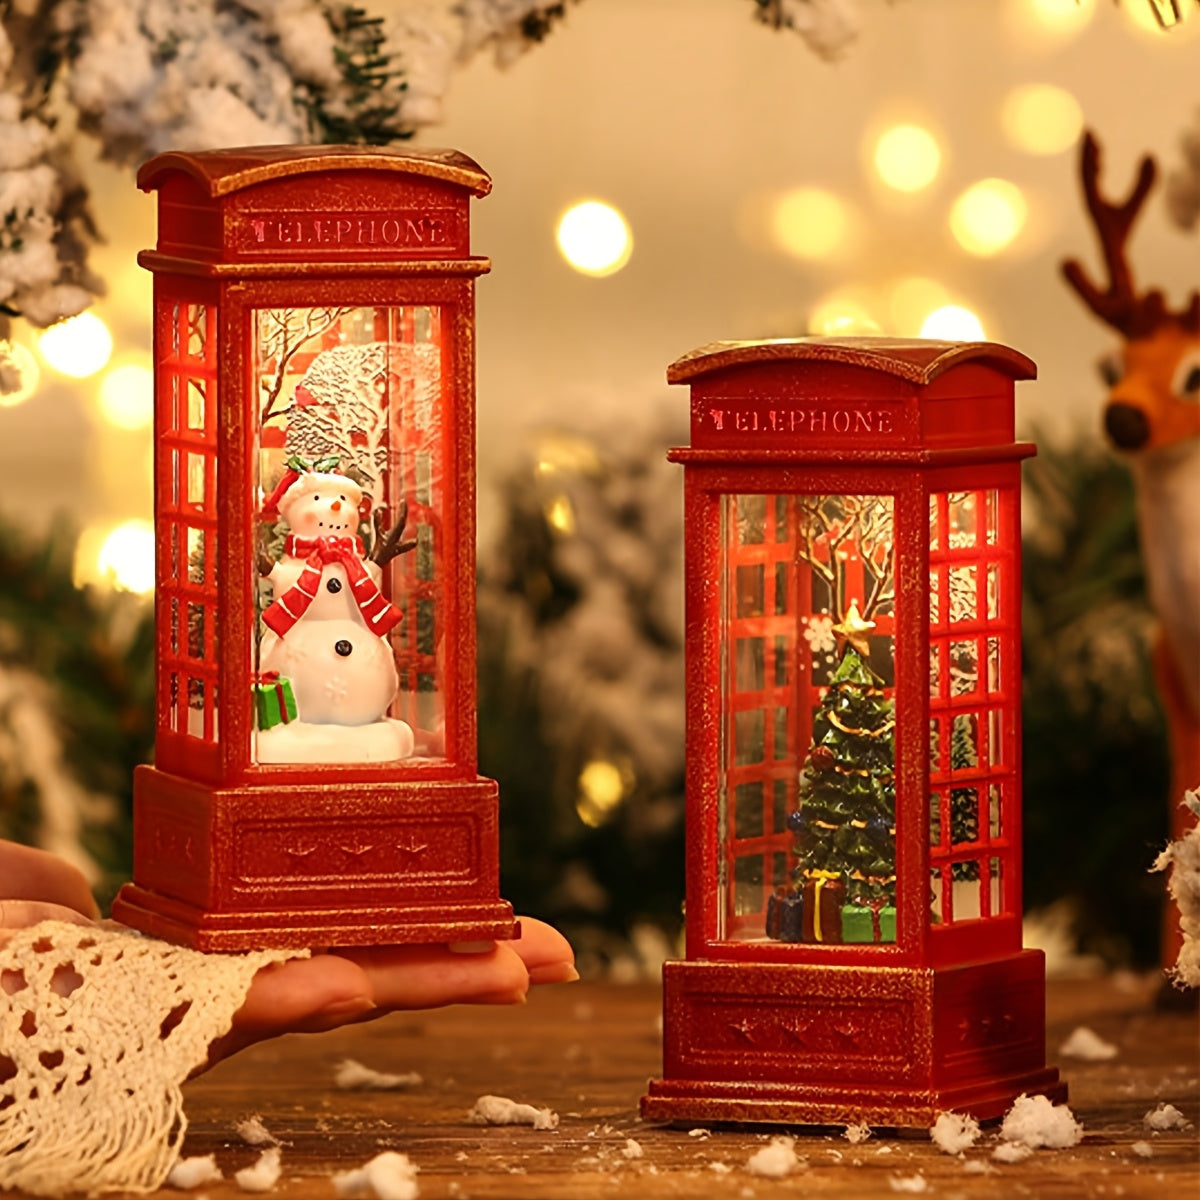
832;600;875;656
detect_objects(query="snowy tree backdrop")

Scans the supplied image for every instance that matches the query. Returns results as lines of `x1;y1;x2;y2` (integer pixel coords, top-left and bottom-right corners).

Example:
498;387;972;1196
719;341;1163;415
0;0;1193;968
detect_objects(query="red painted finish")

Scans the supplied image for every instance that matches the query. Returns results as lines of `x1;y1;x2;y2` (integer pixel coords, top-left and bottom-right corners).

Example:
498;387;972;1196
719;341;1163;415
111;146;515;950
642;338;1063;1128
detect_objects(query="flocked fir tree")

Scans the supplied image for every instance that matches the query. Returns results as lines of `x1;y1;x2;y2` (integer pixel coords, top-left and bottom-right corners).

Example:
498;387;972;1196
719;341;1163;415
786;603;896;930
475;408;687;972
0;515;153;906
0;0;1186;966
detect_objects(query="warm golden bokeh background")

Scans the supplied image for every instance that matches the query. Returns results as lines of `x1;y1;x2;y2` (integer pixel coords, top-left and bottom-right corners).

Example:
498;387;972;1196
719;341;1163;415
3;0;1199;582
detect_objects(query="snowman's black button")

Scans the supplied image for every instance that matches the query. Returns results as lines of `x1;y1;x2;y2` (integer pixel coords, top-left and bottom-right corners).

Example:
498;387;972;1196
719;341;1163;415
326;578;343;593
335;640;353;657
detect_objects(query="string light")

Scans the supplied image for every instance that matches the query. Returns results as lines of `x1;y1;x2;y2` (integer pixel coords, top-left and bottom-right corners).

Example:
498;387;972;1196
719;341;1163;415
771;187;850;260
809;293;883;336
98;361;154;430
76;520;156;594
544;494;575;534
872;124;942;193
1126;0;1189;31
556;200;633;277
1001;84;1083;156
949;180;1028;256
921;305;987;341
37;311;113;378
576;758;628;828
1022;0;1096;35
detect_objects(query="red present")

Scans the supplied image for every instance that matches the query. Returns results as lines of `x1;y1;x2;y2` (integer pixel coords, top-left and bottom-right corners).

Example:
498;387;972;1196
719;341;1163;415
801;872;845;944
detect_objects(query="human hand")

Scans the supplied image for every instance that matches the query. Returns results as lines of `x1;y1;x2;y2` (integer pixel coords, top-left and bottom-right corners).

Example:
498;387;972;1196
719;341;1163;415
0;841;576;1069
206;920;576;1065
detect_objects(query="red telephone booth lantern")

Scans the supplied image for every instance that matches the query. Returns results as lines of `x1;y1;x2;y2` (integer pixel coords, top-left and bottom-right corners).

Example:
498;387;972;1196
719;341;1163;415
642;338;1065;1127
111;146;516;951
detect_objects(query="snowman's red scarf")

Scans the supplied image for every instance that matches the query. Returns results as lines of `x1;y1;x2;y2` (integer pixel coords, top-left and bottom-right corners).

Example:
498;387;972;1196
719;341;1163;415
262;535;404;638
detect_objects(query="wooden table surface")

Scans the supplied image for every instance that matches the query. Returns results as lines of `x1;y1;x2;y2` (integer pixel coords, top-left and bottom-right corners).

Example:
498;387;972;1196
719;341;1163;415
149;972;1198;1200
6;973;1181;1200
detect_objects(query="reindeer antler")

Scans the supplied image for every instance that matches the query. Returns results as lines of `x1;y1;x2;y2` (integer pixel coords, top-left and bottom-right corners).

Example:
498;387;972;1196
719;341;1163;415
1061;130;1200;337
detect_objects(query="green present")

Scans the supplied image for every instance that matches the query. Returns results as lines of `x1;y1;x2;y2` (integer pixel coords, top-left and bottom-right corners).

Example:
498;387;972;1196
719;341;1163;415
253;672;297;729
841;901;897;944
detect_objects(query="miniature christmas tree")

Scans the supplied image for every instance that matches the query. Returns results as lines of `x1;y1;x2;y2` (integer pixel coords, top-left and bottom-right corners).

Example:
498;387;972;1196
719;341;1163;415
783;603;896;943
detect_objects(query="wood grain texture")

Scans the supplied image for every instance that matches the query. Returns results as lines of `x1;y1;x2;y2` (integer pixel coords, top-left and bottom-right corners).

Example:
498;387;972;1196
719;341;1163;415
9;976;1195;1199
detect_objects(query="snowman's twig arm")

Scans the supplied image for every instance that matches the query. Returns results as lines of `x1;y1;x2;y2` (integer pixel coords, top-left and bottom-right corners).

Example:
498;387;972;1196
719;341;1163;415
369;500;418;566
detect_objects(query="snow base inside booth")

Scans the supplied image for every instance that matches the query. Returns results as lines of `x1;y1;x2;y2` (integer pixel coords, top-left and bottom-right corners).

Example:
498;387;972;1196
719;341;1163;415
255;717;415;763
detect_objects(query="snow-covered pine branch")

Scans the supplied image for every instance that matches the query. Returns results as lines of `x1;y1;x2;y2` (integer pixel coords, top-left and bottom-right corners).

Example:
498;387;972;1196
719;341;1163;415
0;0;857;342
1167;105;1200;231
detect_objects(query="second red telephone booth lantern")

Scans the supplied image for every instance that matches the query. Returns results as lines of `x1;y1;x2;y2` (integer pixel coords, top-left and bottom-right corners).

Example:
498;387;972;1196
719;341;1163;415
642;337;1065;1127
111;146;516;952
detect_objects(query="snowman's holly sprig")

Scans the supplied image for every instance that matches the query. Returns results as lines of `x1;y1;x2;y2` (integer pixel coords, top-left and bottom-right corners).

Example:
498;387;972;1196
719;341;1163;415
288;453;342;475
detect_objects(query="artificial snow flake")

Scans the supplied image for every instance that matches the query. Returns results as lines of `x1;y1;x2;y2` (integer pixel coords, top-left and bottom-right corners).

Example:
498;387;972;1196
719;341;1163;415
332;1151;419;1200
1058;1025;1118;1061
991;1141;1034;1164
930;1111;981;1155
745;1137;800;1178
235;1147;283;1193
804;615;836;654
235;1116;278;1146
334;1059;423;1090
888;1175;928;1194
998;1093;1084;1149
843;1122;871;1144
468;1094;559;1130
752;0;861;61
1143;1102;1191;1131
167;1156;224;1189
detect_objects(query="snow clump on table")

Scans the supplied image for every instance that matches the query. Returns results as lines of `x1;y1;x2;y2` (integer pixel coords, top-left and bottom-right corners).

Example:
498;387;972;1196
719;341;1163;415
745;1136;801;1178
332;1151;419;1200
929;1111;981;1155
998;1093;1084;1149
467;1095;558;1130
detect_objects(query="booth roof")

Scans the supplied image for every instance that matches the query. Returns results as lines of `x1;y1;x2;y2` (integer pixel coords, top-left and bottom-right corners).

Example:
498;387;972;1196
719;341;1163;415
666;338;1037;386
136;144;492;199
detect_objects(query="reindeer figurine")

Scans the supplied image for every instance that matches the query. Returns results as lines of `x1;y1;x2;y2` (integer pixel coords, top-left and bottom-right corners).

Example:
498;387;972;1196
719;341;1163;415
1061;130;1200;980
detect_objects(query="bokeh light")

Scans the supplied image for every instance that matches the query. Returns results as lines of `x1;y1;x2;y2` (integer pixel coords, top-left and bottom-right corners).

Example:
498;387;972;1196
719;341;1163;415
544;494;576;535
0;342;40;408
98;361;154;430
921;305;987;341
771;187;850;260
1020;0;1096;36
808;293;884;336
872;124;942;193
77;519;156;594
576;758;629;828
889;277;953;336
556;200;633;276
1001;84;1083;155
1122;0;1189;32
949;179;1028;256
37;311;113;379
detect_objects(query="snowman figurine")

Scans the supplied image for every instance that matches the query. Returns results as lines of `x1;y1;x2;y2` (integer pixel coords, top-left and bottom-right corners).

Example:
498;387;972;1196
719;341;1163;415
255;456;416;764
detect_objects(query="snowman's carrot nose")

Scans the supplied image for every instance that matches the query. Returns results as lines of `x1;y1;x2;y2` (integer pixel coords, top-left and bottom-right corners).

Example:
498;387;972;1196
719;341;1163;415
330;500;342;512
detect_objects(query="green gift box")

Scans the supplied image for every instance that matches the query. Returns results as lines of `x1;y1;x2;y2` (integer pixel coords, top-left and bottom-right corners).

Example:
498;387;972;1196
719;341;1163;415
253;672;297;730
841;901;897;944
